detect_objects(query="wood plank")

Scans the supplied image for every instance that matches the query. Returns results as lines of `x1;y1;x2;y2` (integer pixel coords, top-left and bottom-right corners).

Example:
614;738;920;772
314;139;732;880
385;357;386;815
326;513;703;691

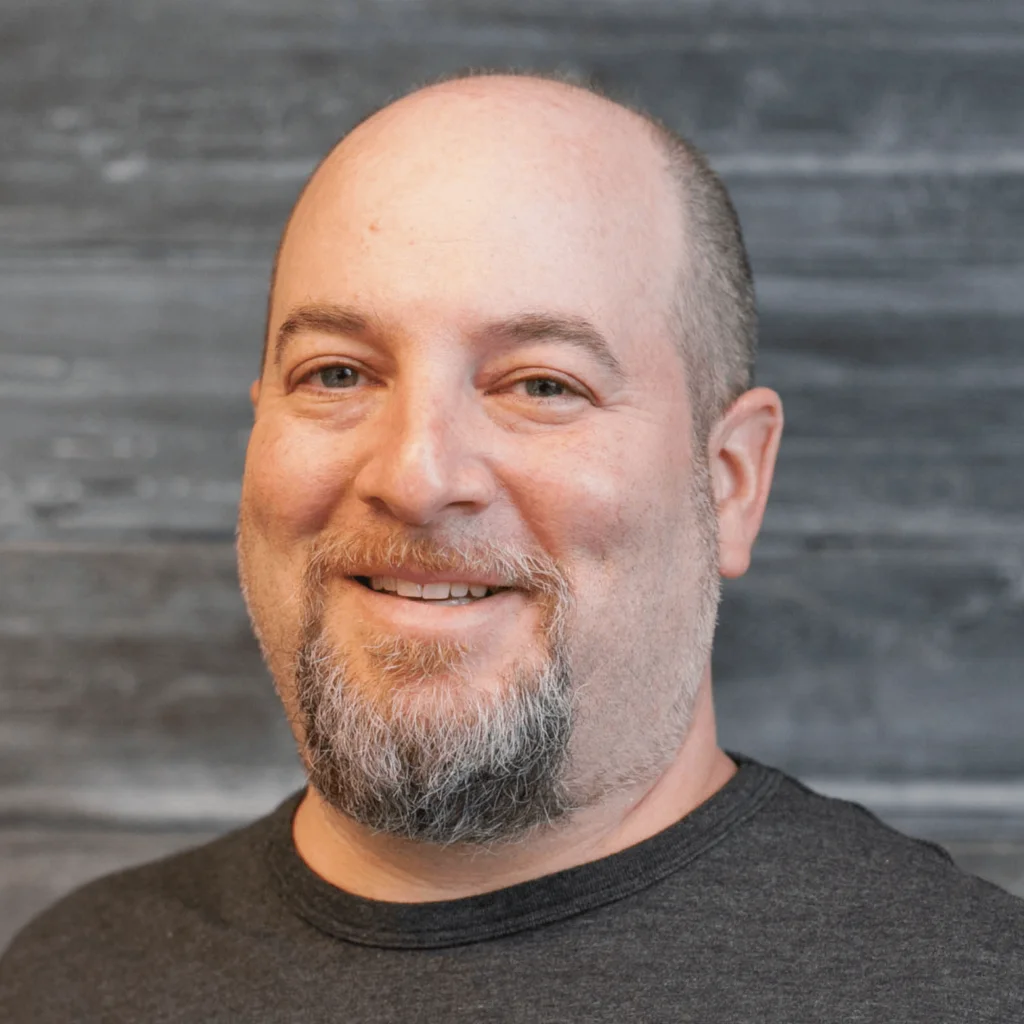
9;0;1024;26
5;390;1024;543
715;545;1024;779
1;262;1023;543
766;452;1024;543
8;262;1024;369
1;0;1022;877
5;261;1023;374
6;173;1022;275
0;544;303;822
1;543;1023;818
7;415;1024;544
2;2;1022;266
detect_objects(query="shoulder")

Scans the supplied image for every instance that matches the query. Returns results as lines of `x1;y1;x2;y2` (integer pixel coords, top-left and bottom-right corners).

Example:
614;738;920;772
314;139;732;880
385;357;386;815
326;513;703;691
722;764;1024;983
749;767;1021;906
0;796;299;1020
757;769;986;871
674;760;1024;1017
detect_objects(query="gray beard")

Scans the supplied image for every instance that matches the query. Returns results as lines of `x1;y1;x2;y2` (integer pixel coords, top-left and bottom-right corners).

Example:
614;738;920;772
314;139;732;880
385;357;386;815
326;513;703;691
262;460;719;849
294;612;578;846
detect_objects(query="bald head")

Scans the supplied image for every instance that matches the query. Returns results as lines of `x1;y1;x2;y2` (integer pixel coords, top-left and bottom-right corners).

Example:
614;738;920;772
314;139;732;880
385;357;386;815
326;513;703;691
265;72;755;440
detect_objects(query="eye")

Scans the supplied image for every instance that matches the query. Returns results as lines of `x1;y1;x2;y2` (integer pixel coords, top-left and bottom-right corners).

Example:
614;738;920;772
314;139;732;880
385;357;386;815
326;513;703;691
306;364;362;389
513;376;581;400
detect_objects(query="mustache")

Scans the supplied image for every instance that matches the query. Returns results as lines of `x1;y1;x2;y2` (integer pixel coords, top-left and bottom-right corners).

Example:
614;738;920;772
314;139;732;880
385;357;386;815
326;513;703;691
303;530;573;600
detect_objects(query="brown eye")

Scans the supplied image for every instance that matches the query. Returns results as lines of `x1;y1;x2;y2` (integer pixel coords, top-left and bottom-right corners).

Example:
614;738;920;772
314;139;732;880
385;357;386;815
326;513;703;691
315;365;360;388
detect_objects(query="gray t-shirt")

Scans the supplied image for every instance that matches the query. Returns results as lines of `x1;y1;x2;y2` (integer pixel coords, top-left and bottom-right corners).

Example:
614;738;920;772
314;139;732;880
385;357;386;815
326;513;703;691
2;755;1022;1022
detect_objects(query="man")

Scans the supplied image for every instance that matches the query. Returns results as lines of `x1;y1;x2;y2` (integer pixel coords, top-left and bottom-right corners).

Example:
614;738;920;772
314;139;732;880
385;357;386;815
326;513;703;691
1;71;1021;1022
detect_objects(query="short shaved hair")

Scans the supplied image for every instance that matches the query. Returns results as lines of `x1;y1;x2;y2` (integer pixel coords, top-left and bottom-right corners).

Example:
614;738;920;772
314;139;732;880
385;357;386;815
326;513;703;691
262;70;757;445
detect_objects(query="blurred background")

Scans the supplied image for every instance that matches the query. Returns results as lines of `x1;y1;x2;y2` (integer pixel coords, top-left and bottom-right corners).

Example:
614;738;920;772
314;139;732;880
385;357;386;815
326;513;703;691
3;0;1023;949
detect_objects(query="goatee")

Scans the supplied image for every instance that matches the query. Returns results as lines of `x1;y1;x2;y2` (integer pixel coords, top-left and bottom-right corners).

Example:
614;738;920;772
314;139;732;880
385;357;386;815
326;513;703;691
293;535;580;846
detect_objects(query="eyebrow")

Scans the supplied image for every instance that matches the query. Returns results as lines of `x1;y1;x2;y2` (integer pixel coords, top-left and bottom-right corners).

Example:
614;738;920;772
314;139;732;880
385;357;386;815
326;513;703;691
474;312;627;383
274;304;627;382
274;305;377;367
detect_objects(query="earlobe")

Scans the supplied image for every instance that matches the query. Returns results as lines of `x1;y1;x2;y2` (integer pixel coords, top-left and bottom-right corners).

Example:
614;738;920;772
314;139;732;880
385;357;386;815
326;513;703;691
250;380;261;413
709;387;784;579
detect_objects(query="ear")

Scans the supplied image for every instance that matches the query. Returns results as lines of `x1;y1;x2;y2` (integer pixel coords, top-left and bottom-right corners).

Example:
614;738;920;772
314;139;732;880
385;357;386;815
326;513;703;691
249;379;261;412
708;387;784;579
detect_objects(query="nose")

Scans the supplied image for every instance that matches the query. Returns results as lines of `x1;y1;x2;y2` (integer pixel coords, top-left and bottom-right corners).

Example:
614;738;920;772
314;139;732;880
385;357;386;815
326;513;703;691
352;377;496;526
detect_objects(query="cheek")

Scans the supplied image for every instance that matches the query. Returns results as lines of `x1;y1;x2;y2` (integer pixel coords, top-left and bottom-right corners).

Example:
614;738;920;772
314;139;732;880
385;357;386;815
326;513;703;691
512;422;675;569
239;420;355;675
242;418;352;538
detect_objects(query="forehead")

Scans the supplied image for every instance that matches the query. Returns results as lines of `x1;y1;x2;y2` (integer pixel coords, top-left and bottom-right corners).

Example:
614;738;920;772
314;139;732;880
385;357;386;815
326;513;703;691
271;86;683;354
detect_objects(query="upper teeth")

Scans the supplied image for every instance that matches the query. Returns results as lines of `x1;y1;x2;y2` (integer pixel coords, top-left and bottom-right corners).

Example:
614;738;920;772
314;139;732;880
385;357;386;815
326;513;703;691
370;577;493;600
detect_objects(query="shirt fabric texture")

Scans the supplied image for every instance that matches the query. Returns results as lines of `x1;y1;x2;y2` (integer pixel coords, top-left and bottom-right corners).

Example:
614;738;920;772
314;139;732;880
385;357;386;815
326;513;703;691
2;754;1022;1022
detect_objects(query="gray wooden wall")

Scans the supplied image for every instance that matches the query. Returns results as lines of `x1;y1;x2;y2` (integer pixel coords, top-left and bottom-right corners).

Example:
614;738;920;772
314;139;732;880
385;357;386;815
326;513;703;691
3;0;1024;947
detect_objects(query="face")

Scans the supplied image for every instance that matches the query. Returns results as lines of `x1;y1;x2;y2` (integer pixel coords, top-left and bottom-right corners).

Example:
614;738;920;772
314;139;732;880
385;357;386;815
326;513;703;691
237;87;722;844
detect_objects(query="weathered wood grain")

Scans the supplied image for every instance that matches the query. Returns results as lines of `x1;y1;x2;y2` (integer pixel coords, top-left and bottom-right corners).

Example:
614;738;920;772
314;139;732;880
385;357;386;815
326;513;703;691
6;0;1024;159
3;0;1023;275
1;542;1022;828
4;69;1023;268
6;262;1024;372
1;0;1021;860
5;176;1022;275
0;545;301;824
3;262;1022;544
715;543;1024;779
4;401;1024;544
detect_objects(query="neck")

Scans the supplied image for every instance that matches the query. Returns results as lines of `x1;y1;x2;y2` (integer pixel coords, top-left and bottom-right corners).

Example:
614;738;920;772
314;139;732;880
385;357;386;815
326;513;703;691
292;676;736;903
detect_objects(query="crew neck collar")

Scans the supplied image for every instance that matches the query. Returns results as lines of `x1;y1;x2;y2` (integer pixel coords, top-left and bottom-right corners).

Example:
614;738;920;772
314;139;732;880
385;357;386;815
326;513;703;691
265;754;780;949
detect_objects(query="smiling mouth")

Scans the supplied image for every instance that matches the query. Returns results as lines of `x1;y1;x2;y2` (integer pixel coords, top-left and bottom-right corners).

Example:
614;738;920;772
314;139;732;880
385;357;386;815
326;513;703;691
352;576;511;606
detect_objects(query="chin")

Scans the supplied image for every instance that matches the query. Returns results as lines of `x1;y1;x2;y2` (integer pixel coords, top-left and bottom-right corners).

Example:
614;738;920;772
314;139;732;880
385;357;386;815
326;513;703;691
363;647;532;718
294;624;578;846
